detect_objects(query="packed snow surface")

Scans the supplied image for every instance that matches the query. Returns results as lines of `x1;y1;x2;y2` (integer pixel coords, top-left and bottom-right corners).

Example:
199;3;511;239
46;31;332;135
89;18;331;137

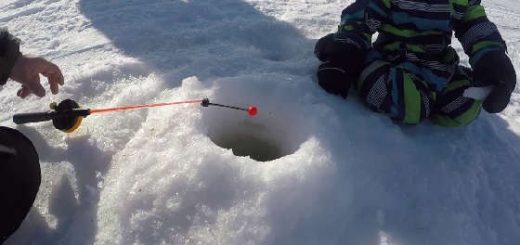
1;0;520;244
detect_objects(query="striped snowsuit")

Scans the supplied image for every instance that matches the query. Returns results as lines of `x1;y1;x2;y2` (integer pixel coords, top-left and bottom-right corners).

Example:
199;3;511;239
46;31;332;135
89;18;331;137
338;0;507;127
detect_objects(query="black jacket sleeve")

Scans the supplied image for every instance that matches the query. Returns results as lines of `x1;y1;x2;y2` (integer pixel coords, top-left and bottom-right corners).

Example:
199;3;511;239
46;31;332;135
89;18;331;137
0;28;21;85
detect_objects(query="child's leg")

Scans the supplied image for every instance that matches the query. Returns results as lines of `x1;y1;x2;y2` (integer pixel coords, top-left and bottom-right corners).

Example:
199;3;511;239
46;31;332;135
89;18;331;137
357;59;433;124
431;67;482;127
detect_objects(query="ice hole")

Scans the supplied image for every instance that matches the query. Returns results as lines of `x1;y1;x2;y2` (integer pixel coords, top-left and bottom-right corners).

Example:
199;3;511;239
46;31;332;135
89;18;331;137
210;121;285;161
203;105;305;162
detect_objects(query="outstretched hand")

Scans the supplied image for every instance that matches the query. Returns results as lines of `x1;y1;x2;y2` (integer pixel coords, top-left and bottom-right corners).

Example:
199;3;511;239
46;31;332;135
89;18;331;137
9;55;64;98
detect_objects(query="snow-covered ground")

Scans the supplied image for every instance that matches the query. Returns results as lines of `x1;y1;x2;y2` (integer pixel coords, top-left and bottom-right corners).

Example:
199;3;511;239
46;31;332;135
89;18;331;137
1;0;520;244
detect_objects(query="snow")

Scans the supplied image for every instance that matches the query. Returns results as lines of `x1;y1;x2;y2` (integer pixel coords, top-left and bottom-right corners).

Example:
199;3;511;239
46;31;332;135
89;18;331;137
1;0;520;244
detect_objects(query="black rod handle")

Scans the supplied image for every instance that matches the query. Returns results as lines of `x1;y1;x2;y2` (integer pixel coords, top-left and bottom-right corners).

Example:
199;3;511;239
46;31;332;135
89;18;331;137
13;112;53;124
13;109;90;125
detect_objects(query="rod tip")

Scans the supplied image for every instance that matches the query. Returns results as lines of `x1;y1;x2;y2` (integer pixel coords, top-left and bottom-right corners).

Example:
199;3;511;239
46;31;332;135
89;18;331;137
201;98;210;107
247;106;258;116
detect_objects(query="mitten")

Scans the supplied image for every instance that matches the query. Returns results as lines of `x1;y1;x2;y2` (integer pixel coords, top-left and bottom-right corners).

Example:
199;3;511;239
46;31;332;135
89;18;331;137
317;62;356;98
314;33;366;75
472;50;517;113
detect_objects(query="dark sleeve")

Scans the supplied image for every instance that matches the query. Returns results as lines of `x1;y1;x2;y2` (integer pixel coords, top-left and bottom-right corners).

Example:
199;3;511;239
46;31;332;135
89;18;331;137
336;0;390;50
0;28;22;85
453;0;506;67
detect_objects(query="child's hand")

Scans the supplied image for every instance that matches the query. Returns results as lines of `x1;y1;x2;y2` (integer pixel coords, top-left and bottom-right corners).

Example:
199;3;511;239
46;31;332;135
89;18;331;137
472;51;516;113
315;33;338;62
9;55;64;98
317;62;353;98
314;33;366;75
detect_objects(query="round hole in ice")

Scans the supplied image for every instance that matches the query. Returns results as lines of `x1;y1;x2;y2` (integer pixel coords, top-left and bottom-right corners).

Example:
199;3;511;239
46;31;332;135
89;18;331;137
203;104;305;162
209;121;284;162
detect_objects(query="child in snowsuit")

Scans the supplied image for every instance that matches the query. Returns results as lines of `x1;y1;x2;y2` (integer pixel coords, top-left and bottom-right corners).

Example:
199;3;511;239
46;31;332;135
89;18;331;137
315;0;516;127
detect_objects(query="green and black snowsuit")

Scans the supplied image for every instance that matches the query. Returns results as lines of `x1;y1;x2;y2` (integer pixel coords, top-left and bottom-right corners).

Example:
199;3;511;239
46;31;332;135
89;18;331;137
334;0;508;127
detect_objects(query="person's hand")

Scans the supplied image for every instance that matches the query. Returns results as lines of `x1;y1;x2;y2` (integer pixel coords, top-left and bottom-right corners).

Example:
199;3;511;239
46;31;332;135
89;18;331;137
472;51;516;113
317;61;355;98
9;55;64;98
314;33;367;75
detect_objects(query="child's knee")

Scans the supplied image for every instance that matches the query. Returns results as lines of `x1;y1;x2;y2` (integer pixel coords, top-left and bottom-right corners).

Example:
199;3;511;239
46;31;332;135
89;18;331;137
358;61;392;111
433;89;481;127
358;63;432;124
432;99;482;127
431;72;482;127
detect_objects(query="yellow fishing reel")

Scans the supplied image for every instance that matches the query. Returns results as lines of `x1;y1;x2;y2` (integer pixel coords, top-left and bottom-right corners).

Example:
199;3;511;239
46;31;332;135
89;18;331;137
13;99;91;133
49;99;85;133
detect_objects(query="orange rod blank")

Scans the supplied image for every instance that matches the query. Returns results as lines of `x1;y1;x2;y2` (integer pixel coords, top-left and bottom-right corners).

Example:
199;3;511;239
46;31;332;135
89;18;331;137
89;99;204;114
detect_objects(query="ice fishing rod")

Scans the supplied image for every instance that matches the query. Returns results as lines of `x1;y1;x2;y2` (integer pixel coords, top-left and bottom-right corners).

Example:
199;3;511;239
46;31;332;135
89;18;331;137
13;98;258;133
